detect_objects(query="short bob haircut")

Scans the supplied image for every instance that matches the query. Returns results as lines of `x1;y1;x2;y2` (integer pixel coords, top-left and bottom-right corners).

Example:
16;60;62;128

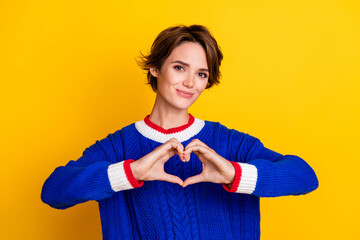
136;24;223;92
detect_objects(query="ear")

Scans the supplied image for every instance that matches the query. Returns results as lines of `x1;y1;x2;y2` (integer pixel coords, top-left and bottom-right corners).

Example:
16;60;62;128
149;67;159;78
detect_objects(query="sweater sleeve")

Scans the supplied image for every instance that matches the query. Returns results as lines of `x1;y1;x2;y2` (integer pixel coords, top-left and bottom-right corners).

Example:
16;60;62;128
222;129;319;197
41;132;143;210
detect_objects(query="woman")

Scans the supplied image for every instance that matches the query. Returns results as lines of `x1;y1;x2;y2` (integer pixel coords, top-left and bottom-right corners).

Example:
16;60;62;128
41;24;319;240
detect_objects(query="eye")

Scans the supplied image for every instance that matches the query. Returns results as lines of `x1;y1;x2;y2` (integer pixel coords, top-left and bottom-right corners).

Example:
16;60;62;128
199;73;208;78
174;65;185;71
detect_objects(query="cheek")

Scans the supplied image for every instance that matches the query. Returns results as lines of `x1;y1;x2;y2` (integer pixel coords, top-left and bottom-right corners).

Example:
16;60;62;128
198;80;209;92
161;70;180;85
169;72;185;85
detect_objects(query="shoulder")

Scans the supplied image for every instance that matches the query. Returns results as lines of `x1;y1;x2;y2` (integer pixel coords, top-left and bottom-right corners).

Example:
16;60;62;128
203;119;261;147
84;121;138;159
97;122;135;142
203;119;243;136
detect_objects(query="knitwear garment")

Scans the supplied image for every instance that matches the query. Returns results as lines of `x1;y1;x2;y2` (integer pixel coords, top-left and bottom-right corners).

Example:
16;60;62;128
41;114;319;240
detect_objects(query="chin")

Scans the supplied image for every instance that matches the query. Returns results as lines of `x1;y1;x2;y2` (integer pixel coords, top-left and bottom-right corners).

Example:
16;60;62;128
174;98;197;109
172;104;191;110
169;101;191;110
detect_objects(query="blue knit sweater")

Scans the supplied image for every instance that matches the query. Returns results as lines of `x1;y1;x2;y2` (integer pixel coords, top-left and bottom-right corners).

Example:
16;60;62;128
41;114;319;240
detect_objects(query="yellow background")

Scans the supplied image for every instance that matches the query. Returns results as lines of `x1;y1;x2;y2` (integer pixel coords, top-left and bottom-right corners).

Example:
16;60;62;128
1;0;359;239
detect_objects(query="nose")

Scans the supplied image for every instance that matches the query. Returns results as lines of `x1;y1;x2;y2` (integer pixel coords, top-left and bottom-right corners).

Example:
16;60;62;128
183;73;195;88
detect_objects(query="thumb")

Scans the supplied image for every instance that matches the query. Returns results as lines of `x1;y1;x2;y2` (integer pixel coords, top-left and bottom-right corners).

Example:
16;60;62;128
161;173;184;187
183;174;204;188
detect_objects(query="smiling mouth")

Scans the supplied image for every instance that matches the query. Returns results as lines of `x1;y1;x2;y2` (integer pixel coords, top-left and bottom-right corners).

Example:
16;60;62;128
176;89;194;98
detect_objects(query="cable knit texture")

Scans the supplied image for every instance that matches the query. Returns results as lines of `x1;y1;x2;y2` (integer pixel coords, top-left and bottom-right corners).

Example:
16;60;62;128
41;114;319;240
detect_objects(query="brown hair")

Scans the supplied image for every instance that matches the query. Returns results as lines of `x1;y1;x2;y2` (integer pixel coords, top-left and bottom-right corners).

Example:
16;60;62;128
136;24;223;92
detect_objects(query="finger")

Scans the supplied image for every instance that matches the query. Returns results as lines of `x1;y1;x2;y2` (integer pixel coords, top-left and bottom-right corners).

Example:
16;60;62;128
183;174;204;188
172;142;188;162
157;147;176;162
167;139;189;162
184;145;209;156
163;139;182;152
160;173;184;187
185;139;209;151
159;140;185;161
185;146;229;173
184;145;215;164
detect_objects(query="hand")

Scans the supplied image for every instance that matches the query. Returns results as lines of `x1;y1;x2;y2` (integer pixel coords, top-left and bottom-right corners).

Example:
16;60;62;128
182;139;235;188
130;138;189;187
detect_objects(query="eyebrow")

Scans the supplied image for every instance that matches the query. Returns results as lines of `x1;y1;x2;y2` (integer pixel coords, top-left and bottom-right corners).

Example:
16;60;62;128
171;60;209;72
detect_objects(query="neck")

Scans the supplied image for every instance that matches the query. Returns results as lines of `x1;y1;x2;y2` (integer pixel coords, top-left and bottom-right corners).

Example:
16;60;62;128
149;96;189;130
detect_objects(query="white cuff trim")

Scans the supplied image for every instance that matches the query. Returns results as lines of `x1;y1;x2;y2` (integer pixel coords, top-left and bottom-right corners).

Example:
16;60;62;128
107;161;133;192
236;163;258;194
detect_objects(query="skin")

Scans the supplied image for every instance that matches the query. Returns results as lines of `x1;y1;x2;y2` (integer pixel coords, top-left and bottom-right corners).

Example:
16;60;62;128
130;41;235;188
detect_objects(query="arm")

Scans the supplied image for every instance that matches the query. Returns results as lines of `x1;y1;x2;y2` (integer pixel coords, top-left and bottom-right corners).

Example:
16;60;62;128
41;132;143;210
222;130;319;197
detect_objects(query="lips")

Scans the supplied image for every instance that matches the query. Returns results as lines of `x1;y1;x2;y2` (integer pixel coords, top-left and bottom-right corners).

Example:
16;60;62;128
176;89;194;98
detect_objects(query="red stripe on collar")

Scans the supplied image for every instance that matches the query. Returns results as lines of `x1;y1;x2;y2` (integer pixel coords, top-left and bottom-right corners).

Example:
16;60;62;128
144;114;195;134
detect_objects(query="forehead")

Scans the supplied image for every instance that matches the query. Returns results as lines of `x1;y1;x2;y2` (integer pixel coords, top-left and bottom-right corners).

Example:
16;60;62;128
166;41;208;66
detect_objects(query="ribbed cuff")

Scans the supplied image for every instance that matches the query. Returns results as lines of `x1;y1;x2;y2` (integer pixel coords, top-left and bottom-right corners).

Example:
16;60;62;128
222;162;258;194
107;159;144;192
236;163;258;194
222;161;242;192
123;159;144;188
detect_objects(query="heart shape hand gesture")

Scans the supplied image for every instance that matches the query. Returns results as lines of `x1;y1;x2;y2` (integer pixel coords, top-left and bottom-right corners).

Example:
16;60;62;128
130;138;236;187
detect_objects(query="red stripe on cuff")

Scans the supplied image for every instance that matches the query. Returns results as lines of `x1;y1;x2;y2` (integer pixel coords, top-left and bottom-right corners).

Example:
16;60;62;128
222;161;242;192
123;159;144;188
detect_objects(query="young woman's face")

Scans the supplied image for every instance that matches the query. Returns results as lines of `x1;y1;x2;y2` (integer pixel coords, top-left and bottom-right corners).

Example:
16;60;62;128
150;41;209;111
